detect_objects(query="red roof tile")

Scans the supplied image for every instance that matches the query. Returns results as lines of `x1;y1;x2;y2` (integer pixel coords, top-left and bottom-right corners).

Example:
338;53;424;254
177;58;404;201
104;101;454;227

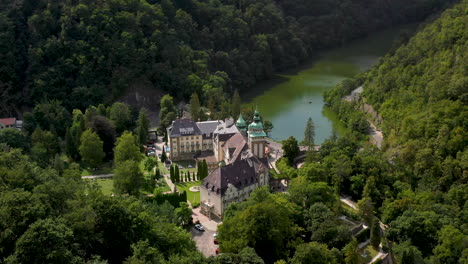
0;118;16;126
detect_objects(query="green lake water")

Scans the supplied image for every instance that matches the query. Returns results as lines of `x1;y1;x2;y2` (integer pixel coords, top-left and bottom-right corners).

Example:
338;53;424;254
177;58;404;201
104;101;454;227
246;26;414;143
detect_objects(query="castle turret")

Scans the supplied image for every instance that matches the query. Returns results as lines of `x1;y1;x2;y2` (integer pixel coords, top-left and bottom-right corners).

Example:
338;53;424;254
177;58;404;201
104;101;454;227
236;113;247;135
247;108;267;158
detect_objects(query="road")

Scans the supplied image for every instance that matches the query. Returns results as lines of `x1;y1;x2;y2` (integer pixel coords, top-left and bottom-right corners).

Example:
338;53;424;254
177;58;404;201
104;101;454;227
81;174;114;179
191;208;221;257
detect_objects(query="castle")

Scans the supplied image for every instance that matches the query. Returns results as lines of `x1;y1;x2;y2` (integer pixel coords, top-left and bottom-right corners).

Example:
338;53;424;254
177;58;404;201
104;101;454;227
167;109;270;219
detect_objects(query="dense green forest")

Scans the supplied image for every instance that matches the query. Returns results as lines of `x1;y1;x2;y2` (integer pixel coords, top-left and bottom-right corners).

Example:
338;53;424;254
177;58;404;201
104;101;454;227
0;0;466;263
322;1;467;263
0;0;455;116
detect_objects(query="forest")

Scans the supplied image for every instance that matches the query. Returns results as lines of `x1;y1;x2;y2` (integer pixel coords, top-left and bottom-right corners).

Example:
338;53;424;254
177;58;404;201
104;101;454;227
0;0;466;263
321;1;467;263
0;0;455;116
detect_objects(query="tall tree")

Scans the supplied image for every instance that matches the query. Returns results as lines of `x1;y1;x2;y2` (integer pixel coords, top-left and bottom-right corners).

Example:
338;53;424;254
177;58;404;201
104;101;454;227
290;242;337;264
202;160;208;179
88;115;116;159
282;136;299;165
174;165;180;183
30;101;71;137
0;128;30;150
136;108;150;146
231;90;242;119
343;239;359;264
66;109;85;160
114;160;144;196
159;95;177;131
170;165;175;183
4;218;75;264
302;117;315;146
114;131;141;165
79;129;105;168
110;102;131;133
370;217;381;249
174;202;192;226
189;92;201;121
31;127;59;167
263;120;274;135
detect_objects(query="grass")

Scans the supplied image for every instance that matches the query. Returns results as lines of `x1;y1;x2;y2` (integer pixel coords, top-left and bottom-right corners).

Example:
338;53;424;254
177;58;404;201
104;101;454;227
175;181;201;207
157;161;169;174
80;162;113;176
154;179;171;193
360;244;379;263
94;179;114;196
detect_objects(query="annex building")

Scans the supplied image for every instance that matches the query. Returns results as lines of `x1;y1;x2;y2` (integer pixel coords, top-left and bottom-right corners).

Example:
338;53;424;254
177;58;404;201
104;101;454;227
166;109;270;220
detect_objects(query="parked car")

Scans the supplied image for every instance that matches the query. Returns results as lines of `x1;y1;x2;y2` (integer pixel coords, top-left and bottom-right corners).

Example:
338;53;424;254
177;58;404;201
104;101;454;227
194;224;205;231
215;247;220;255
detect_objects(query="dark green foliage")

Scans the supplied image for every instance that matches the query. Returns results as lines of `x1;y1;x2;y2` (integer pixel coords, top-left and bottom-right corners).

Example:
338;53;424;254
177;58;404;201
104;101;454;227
148;191;188;208
31;127;59;167
355;228;370;243
218;188;301;263
110;102;131;134
114;160;144;196
79;129;105;168
4;218;76;264
0;0;454;116
370;218;381;249
208;247;264;264
114;131;141;165
174;165;180;183
302;117;315;146
282;136;299;165
290;242;337;264
170;165;175;182
159;95;177;131
0;128;30;150
88;115;117;159
189;93;201;121
136;108;150;146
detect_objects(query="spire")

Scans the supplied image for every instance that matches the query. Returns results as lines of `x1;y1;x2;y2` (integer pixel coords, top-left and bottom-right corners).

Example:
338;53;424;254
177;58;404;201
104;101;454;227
236;113;247;131
248;107;266;138
253;106;261;122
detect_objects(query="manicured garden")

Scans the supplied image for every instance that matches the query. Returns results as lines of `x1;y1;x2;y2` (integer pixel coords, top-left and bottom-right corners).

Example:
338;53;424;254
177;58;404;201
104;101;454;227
175;181;201;207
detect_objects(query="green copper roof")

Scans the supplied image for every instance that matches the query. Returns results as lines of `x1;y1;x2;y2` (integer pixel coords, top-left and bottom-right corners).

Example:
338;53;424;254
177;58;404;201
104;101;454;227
249;131;267;138
248;121;264;130
253;107;261;122
236;114;247;128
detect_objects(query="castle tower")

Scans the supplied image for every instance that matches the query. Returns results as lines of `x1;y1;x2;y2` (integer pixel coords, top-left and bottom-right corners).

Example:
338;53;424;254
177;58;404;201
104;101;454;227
247;108;267;158
236;113;247;136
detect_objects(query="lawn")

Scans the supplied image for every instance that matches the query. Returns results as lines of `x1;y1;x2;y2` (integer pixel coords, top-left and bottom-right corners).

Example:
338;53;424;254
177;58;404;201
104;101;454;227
175;181;201;207
80;161;113;176
157;161;169;174
94;179;114;196
360;244;379;263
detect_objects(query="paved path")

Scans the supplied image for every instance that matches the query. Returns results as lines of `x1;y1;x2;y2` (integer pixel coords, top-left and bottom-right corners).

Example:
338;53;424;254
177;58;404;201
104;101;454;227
81;174;114;179
191;207;221;257
266;138;283;174
368;120;383;149
340;196;358;210
162;173;176;193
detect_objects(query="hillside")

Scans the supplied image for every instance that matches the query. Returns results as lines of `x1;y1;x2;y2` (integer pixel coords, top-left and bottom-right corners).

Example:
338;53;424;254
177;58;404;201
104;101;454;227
0;0;455;116
321;2;467;262
362;0;467;189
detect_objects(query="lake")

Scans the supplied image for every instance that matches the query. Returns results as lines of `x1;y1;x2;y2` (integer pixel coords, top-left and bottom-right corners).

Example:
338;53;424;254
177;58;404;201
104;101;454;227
245;25;414;143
